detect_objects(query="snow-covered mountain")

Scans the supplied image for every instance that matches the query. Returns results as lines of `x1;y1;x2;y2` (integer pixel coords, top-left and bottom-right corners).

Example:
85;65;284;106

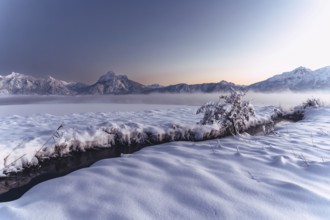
249;66;330;92
0;70;241;95
0;72;74;95
145;80;244;93
84;71;145;95
1;66;330;95
145;84;163;89
0;71;145;95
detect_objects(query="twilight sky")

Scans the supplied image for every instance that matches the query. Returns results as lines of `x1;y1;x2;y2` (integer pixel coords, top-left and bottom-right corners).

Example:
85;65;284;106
0;0;329;85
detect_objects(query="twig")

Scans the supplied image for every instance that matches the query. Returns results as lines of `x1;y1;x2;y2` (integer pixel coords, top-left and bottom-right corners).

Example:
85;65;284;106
300;154;309;167
247;171;260;182
35;123;64;157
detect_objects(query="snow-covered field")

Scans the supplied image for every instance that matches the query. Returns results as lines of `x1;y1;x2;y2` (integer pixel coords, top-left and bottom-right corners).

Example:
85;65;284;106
0;103;274;174
0;94;329;219
0;106;329;219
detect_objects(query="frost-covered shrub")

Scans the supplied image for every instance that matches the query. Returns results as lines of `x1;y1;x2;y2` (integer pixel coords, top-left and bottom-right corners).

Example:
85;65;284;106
293;98;321;115
196;89;255;134
271;106;284;120
301;98;321;109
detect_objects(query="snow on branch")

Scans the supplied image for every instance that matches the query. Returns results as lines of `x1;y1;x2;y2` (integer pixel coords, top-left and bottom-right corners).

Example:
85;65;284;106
197;88;255;135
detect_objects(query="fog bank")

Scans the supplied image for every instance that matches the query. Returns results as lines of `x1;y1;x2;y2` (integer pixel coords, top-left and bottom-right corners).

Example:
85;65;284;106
0;92;329;116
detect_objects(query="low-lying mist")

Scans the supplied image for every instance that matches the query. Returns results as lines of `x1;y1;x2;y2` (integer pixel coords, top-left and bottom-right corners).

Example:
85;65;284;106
1;92;329;106
0;91;328;116
245;91;330;109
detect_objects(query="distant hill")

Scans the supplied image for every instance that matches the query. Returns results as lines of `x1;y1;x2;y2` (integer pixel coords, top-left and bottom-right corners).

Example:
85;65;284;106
144;80;244;93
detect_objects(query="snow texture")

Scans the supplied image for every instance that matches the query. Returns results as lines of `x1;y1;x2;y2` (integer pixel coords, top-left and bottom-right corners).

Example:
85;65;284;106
0;105;273;175
0;107;329;219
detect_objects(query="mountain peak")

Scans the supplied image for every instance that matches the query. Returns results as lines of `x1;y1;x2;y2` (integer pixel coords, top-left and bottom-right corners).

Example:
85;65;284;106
294;66;307;70
292;66;311;73
146;83;163;89
97;71;128;83
6;72;24;78
105;71;116;77
47;75;56;81
218;80;230;84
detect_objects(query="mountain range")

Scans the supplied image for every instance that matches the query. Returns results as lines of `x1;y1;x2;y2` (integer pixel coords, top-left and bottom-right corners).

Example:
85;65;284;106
0;66;329;95
249;66;330;92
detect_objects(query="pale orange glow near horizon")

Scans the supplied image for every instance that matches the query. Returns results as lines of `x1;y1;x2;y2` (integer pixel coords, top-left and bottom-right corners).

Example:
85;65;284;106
133;64;330;86
130;0;330;86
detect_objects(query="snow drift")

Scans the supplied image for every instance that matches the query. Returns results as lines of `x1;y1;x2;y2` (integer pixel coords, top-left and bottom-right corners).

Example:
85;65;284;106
0;107;329;219
0;106;276;175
